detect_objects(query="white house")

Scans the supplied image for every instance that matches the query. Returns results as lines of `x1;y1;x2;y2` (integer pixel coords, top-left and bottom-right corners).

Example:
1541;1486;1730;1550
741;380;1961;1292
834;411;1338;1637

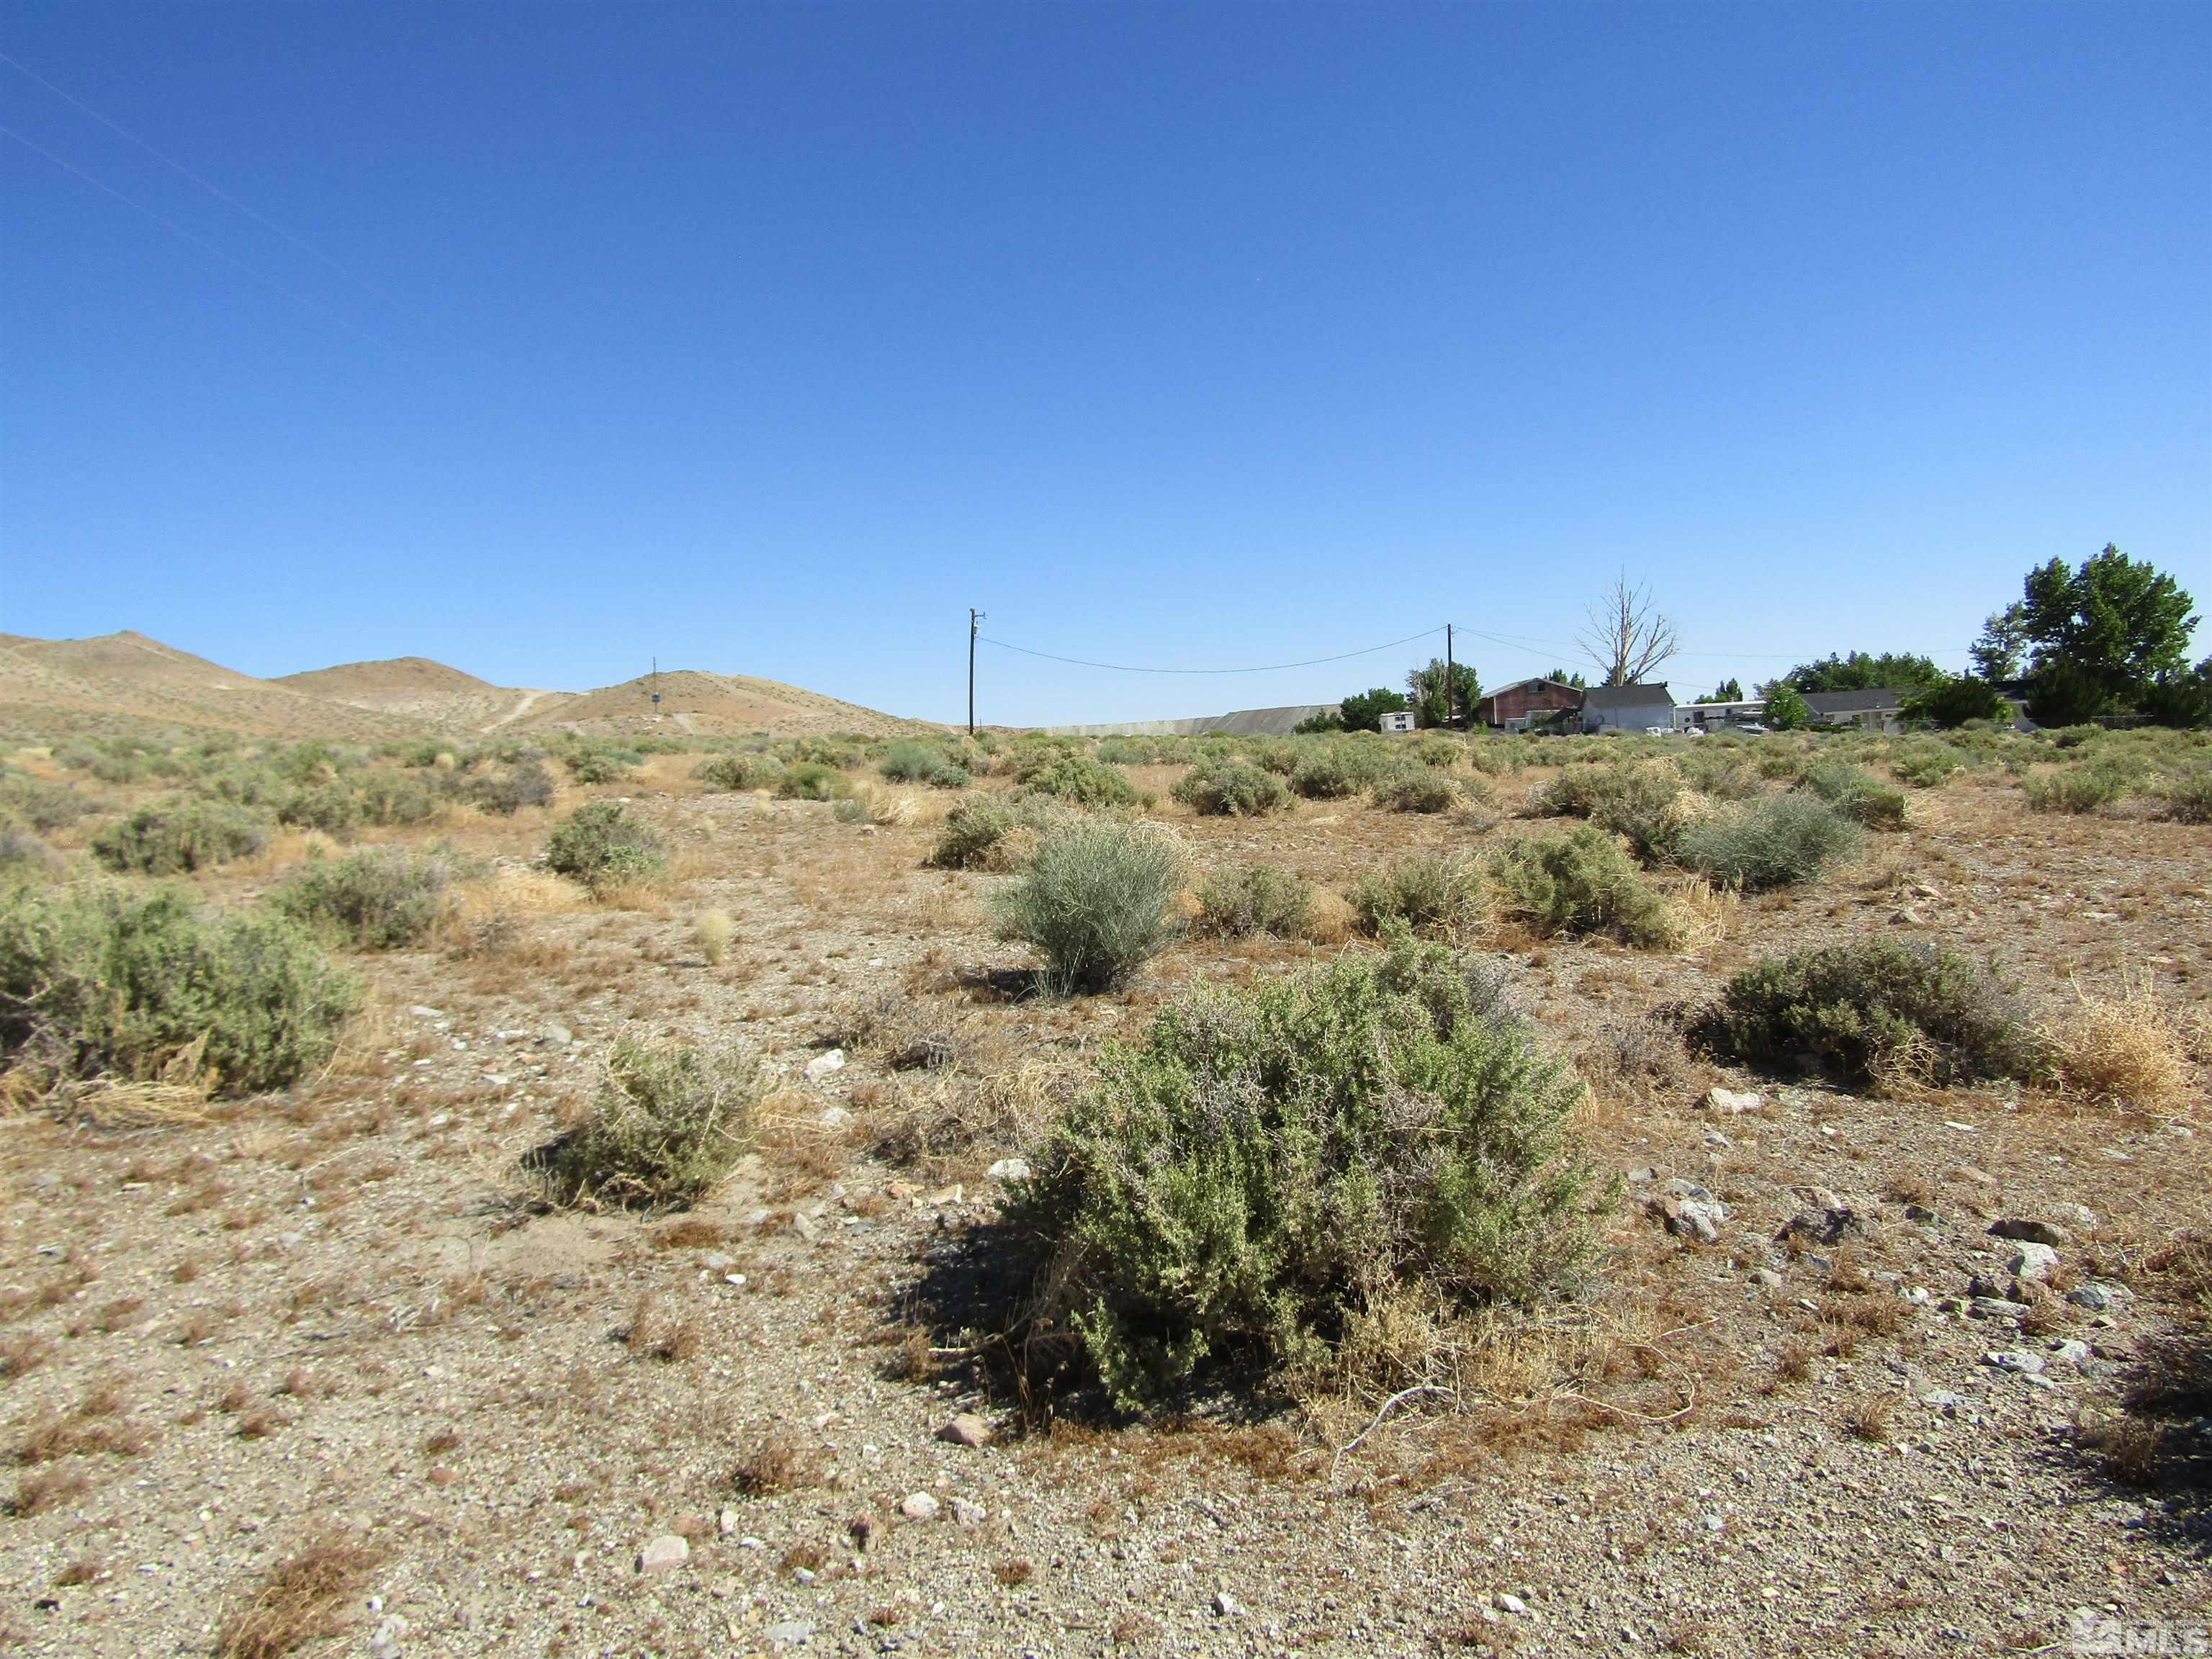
1674;698;1766;732
1801;688;1912;734
1581;682;1675;734
1377;711;1416;733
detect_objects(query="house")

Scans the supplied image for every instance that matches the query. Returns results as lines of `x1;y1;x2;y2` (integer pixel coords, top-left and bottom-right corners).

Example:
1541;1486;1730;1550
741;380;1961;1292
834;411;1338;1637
1377;711;1416;733
1674;698;1766;732
1801;687;1912;734
1473;677;1586;732
1581;682;1675;734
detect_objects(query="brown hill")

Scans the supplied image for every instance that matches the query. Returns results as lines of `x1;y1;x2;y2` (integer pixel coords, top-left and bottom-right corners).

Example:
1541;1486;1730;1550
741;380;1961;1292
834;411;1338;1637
0;631;928;743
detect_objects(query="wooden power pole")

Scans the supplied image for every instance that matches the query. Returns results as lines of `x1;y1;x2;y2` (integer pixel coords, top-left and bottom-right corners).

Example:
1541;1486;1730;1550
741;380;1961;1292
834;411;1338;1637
1445;624;1456;729
968;609;984;737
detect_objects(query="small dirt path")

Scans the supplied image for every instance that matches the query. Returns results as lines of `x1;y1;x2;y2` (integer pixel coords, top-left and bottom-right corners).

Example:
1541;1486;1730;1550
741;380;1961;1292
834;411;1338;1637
481;688;548;732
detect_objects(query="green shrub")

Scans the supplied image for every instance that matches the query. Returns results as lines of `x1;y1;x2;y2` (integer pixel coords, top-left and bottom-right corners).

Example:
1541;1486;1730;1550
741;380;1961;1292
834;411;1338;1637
776;761;847;801
273;847;461;950
2151;765;2212;823
1348;852;1485;937
91;796;268;876
992;818;1182;994
1488;826;1681;948
1675;793;1861;891
352;770;442;827
1408;734;1461;770
879;740;968;788
1801;763;1906;830
529;1037;763;1210
544;801;667;889
564;750;637;785
1890;741;1969;788
1584;763;1697;861
2021;765;2131;814
930;794;1037;871
1173;759;1291;817
276;782;361;837
1009;931;1601;1406
469;760;555;816
694;753;783;792
1370;768;1458;814
1014;751;1137;809
0;884;360;1095
1195;863;1313;938
1689;938;2039;1092
1677;747;1760;800
0;830;60;879
0;773;89;835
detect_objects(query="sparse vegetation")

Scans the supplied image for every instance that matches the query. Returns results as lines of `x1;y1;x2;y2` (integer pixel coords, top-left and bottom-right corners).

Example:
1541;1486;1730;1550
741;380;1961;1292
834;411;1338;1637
879;740;969;788
1801;762;1905;830
273;847;462;950
91;796;267;875
1348;851;1485;938
215;1528;382;1659
1013;750;1138;809
1008;930;1601;1407
930;793;1039;871
0;884;360;1096
1195;862;1313;938
993;818;1182;993
544;801;667;890
695;752;783;792
1172;758;1291;817
1675;793;1861;891
1690;938;2038;1092
530;1037;763;1210
1488;825;1682;948
1369;768;1458;813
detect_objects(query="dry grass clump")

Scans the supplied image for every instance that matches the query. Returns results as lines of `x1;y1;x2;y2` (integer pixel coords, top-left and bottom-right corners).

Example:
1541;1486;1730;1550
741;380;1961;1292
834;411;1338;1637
2040;968;2198;1113
215;1528;382;1659
527;1037;764;1211
731;1428;820;1497
693;907;735;965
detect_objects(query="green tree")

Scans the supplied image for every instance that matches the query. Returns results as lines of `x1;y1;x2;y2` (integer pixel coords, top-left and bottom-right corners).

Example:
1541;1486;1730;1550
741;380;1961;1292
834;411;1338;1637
1547;668;1589;691
1969;606;2028;682
2010;545;2200;723
1761;683;1812;729
1901;676;2010;729
1405;658;1481;729
1786;652;1943;693
1697;678;1744;703
1337;687;1411;733
2139;655;2212;729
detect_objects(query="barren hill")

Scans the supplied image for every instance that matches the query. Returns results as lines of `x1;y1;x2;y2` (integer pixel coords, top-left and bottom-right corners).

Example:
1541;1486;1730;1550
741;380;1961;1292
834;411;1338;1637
0;631;928;742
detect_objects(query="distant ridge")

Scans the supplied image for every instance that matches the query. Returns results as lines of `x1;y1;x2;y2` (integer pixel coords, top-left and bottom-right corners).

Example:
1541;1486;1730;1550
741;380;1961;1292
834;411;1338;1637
0;631;934;742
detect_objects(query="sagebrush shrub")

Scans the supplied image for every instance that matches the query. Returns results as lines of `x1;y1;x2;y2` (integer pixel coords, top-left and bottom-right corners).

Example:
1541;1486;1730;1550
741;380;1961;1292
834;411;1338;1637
1173;759;1290;817
878;740;969;788
1348;852;1485;937
276;782;361;837
352;770;441;827
1013;751;1136;809
1370;768;1457;814
694;753;783;792
91;796;268;876
530;1038;762;1210
564;750;637;785
0;773;89;835
776;761;847;801
693;908;734;964
544;801;667;889
273;847;460;950
2021;763;2133;814
993;818;1182;993
1290;744;1386;800
1488;825;1681;948
1890;741;1969;788
2152;765;2212;823
0;884;360;1095
1195;863;1312;938
469;760;555;816
1675;793;1860;891
930;794;1038;871
1689;938;2039;1092
1008;931;1601;1406
1801;762;1905;830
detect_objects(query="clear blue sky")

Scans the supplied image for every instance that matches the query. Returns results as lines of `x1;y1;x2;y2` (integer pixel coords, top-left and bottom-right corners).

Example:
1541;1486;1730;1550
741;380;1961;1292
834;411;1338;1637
3;3;2206;724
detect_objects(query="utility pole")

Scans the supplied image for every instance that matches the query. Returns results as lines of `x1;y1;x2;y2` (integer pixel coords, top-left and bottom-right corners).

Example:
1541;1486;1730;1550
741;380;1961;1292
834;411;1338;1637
968;609;984;737
1444;624;1456;730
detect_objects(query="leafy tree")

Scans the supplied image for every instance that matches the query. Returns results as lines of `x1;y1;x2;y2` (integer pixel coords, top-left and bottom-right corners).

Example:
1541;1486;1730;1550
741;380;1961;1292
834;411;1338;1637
1970;606;2028;682
1761;682;1812;729
1405;658;1480;729
1697;678;1744;703
1547;668;1589;691
1292;709;1345;734
2139;655;2212;730
1786;652;1943;693
1336;687;1411;733
1901;675;2010;729
2008;545;2200;723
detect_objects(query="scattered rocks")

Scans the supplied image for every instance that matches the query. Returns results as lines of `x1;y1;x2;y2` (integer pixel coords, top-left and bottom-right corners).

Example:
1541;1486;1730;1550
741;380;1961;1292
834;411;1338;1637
951;1497;988;1529
1904;1205;1938;1224
1984;1351;2047;1377
1778;1190;1863;1247
2068;1282;2133;1313
937;1413;993;1449
803;1049;847;1082
1648;1180;1726;1244
899;1492;940;1522
1990;1218;2069;1247
539;1022;572;1046
1703;1087;1763;1115
637;1534;691;1574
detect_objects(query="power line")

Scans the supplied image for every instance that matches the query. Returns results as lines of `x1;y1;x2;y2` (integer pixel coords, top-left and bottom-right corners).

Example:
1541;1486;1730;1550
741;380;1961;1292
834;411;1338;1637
0;47;418;316
976;626;1445;676
1;125;403;351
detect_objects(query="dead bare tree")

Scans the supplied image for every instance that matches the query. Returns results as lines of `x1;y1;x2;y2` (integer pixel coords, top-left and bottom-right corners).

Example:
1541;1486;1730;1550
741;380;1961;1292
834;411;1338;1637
1578;572;1681;687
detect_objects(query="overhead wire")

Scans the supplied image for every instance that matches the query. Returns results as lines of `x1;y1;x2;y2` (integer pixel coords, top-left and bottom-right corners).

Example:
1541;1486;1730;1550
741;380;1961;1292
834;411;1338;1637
976;626;1446;675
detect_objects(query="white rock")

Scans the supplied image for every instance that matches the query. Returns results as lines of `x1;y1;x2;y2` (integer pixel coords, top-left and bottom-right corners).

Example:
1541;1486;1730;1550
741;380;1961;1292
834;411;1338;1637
369;1616;406;1659
763;1621;814;1647
1212;1591;1241;1617
899;1492;940;1522
540;1023;572;1046
818;1105;853;1128
1498;1592;1529;1616
803;1049;847;1082
2009;1242;2061;1282
2051;1339;2093;1367
637;1534;690;1573
718;1506;738;1538
1703;1087;1763;1115
409;1005;444;1019
937;1413;993;1448
952;1498;988;1528
1984;1350;2047;1376
986;1158;1032;1183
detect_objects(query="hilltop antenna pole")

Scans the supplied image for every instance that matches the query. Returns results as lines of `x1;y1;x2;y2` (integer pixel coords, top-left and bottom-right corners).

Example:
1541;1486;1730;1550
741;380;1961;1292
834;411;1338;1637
968;609;984;737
